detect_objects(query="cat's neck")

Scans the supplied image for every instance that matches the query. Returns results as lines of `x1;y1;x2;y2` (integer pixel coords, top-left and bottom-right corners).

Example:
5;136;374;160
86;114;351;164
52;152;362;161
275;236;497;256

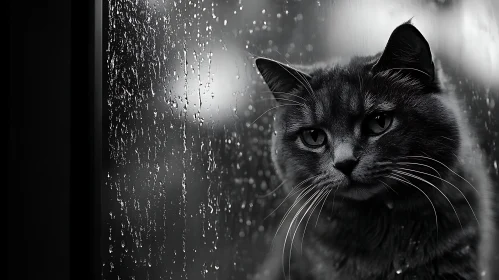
309;168;479;247
299;183;480;278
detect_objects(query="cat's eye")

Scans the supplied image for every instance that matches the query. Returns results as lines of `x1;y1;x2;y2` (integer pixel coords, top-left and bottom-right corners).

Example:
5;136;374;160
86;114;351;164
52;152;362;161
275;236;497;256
300;129;327;148
365;112;393;135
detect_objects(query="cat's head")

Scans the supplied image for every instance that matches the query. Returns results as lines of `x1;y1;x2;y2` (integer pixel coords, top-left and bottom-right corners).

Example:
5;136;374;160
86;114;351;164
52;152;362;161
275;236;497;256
255;22;460;201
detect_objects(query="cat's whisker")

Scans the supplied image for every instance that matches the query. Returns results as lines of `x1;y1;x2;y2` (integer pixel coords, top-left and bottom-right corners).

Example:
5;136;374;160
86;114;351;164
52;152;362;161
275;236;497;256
369;167;394;177
375;161;396;166
396;167;480;226
280;184;315;227
271;184;315;250
379;181;390;193
299;73;316;100
406;155;479;194
433;141;462;162
438;135;458;143
252;97;308;108
272;49;317;101
433;140;458;150
397;161;442;178
280;92;308;102
370;161;397;176
386;174;439;237
299;188;330;254
282;189;322;279
288;189;325;275
265;175;319;220
257;179;287;198
418;149;462;163
314;188;332;227
271;181;318;251
252;104;305;124
290;70;315;100
393;170;463;230
257;90;307;102
377;179;398;195
274;98;308;108
290;189;325;262
277;63;316;101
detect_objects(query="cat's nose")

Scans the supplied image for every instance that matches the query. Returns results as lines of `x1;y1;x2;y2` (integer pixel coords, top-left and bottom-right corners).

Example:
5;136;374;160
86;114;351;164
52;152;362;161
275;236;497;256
333;143;358;175
334;157;358;175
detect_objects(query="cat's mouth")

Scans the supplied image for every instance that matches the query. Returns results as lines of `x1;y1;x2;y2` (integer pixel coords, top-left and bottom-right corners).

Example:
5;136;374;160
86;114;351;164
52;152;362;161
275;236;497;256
331;179;387;201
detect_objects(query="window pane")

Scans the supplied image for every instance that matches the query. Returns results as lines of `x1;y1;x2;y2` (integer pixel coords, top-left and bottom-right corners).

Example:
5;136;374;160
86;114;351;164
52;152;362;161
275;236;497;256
103;0;498;279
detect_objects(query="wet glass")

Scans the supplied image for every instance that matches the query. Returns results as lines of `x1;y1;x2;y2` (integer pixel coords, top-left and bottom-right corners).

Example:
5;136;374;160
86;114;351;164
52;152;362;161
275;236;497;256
102;0;498;279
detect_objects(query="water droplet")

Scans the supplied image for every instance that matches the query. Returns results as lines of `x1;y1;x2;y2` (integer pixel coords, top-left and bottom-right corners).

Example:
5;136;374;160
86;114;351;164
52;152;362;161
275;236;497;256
386;200;394;209
459;245;470;254
393;255;410;275
488;98;495;109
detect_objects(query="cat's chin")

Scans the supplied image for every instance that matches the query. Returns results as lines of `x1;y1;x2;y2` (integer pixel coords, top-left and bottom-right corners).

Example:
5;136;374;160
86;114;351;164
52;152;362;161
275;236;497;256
334;182;386;201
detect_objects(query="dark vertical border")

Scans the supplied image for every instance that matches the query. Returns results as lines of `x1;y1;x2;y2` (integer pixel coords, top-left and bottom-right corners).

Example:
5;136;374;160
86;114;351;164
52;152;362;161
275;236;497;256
9;0;71;279
101;0;110;274
95;0;104;278
70;0;101;278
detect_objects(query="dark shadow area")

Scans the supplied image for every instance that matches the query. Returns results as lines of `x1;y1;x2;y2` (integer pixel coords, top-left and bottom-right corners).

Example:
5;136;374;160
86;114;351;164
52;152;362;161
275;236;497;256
9;0;71;279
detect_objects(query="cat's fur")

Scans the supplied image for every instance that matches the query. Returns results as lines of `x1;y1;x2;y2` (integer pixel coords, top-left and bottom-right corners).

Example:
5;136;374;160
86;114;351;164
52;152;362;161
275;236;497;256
254;22;494;280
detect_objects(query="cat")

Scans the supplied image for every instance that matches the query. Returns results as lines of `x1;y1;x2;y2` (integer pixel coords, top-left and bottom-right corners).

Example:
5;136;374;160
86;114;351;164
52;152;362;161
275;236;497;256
253;21;495;280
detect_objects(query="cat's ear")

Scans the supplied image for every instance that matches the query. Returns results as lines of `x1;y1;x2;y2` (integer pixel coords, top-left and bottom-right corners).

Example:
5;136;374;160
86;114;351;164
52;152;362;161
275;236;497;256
372;21;435;82
255;57;312;99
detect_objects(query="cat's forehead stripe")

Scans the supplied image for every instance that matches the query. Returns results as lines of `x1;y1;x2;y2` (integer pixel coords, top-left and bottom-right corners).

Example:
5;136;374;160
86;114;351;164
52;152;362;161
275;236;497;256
364;93;376;109
365;99;396;113
313;96;326;122
347;91;360;113
303;107;315;124
376;101;396;111
363;91;395;111
289;106;314;128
